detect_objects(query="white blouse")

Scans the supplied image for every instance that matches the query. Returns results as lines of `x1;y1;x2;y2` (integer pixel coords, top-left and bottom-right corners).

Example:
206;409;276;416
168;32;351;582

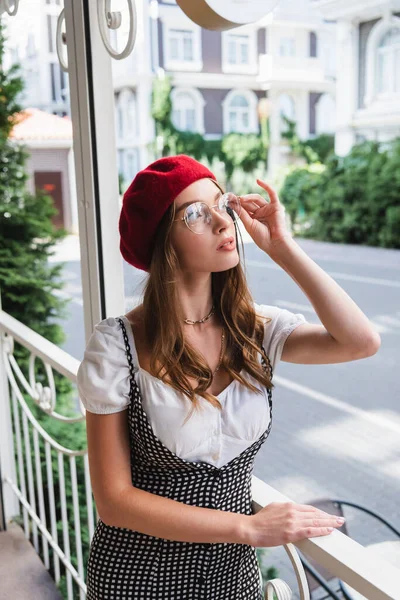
77;302;307;468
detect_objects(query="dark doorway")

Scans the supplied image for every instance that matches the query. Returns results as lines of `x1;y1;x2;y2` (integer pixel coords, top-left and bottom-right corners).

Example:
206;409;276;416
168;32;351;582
34;171;64;229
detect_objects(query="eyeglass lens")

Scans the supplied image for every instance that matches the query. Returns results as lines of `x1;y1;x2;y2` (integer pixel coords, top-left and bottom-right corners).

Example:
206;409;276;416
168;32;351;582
184;193;241;233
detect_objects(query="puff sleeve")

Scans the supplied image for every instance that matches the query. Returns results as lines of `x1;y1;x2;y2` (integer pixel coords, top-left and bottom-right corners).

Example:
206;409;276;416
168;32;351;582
77;317;135;414
254;302;308;373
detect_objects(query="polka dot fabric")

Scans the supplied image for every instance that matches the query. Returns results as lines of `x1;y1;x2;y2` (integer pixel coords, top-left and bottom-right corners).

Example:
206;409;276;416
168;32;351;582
86;317;274;599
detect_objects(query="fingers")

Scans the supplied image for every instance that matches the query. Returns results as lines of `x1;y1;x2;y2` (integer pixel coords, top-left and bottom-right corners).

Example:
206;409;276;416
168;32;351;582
241;193;268;203
296;504;336;518
242;203;261;214
239;195;268;213
256;178;279;203
239;199;267;214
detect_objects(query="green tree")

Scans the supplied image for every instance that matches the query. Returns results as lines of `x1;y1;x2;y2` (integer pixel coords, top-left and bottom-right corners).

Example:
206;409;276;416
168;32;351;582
280;139;400;248
281;116;335;165
279;163;325;225
0;18;70;354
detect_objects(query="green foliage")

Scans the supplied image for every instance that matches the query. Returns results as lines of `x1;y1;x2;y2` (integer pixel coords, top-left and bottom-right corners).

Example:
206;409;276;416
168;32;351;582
151;74;267;184
304;133;335;163
12;392;90;598
0;19;71;349
279;163;325;224
118;172;125;194
221;133;266;181
256;547;280;597
151;75;172;128
0;24;25;138
280;138;400;248
281;116;334;165
380;205;400;247
281;115;319;164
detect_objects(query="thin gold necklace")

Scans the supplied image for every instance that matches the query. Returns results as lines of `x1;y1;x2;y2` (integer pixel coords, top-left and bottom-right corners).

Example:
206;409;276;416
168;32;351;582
183;305;225;376
183;304;215;325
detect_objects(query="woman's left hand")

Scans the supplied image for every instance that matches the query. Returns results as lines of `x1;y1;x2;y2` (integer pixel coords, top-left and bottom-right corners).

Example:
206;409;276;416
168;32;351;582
237;179;293;254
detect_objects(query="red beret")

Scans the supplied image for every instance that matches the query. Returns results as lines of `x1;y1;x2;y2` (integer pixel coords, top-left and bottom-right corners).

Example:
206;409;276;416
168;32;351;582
119;154;216;271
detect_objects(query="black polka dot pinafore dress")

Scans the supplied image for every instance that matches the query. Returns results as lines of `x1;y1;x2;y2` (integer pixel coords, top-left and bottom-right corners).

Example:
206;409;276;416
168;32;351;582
86;317;273;599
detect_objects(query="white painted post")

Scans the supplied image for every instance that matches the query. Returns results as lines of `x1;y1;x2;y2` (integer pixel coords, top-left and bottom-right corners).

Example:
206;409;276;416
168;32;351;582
335;19;358;156
0;290;20;528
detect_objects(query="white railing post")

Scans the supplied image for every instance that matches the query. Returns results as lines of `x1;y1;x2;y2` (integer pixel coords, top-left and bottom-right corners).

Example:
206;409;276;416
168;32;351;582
0;289;20;528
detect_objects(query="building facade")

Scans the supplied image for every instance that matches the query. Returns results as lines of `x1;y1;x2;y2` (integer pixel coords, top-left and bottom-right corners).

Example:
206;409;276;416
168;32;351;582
150;0;336;175
4;0;337;223
314;0;400;155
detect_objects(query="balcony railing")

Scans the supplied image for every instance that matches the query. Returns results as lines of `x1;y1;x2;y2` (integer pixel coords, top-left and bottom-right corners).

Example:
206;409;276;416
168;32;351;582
1;308;400;599
258;53;329;87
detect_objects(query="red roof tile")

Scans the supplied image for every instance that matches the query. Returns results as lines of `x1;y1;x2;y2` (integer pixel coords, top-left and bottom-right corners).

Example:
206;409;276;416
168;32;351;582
10;107;73;141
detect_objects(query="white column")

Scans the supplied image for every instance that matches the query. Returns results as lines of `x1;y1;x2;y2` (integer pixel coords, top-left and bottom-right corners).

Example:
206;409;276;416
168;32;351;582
267;90;283;178
296;90;309;140
335;19;358;156
0;293;20;526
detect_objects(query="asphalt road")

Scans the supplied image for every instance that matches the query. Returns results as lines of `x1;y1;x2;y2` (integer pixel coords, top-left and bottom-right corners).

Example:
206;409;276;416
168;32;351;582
50;234;400;597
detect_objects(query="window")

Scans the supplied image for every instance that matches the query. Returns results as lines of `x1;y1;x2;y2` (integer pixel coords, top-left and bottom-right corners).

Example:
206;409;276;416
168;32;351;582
228;95;249;132
279;37;295;57
223;91;258;134
50;62;68;103
315;93;336;134
116;90;137;139
47;14;58;53
227;34;250;65
377;27;400;95
126;150;138;181
117;103;124;139
50;63;57;102
365;17;400;106
60;66;67;101
278;94;295;134
168;29;194;62
309;32;317;58
26;33;36;58
164;22;202;71
171;89;204;133
222;29;257;74
118;149;139;186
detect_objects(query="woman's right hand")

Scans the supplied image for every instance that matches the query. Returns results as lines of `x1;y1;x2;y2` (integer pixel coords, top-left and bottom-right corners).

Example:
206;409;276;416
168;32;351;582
245;501;345;548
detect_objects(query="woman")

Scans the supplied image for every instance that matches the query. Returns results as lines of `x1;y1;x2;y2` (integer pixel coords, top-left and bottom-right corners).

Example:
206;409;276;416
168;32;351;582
77;154;380;599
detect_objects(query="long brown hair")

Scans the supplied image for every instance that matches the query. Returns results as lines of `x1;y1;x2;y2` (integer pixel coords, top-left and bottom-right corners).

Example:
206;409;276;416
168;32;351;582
141;178;274;423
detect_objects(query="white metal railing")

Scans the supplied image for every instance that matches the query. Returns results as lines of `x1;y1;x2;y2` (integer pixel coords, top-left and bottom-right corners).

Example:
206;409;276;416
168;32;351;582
0;308;93;600
252;480;400;599
1;309;400;600
257;53;328;86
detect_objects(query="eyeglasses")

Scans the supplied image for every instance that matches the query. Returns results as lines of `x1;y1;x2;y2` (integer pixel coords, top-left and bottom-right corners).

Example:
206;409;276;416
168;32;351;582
173;193;242;234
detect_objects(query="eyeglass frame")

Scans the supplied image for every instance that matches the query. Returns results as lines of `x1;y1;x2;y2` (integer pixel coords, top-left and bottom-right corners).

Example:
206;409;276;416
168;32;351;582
172;193;242;235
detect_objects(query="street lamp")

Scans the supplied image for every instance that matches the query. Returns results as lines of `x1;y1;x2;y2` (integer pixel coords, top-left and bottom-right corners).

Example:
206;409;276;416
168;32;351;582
257;98;272;145
257;98;272;171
